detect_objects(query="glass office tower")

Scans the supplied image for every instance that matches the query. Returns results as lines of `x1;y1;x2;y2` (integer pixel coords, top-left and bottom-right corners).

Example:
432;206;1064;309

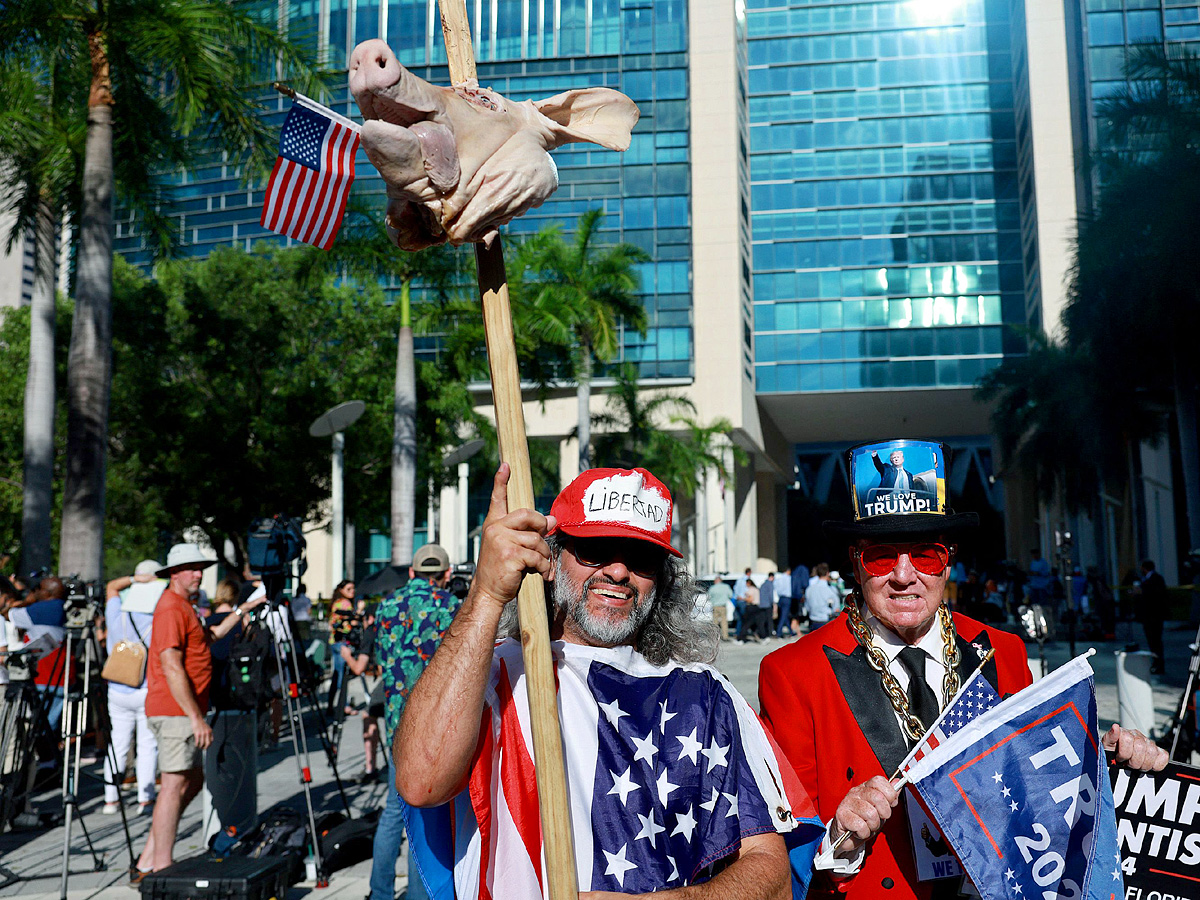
746;0;1026;395
112;0;693;379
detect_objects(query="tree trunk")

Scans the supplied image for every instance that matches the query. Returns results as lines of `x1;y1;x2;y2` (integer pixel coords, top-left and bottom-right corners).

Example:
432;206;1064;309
1174;355;1200;554
59;39;114;582
21;195;58;574
391;283;416;566
577;342;592;473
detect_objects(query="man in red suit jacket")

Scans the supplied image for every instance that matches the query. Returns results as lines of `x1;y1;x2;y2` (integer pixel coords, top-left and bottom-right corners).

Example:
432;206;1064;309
760;439;1166;900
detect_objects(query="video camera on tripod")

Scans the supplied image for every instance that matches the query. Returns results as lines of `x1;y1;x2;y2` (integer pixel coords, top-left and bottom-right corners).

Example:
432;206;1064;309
61;576;103;630
248;515;306;578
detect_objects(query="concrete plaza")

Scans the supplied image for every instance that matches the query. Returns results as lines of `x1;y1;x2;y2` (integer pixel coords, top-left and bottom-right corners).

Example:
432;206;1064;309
1;618;1189;900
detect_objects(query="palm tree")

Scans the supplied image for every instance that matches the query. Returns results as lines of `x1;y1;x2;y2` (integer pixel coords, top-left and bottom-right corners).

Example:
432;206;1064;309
516;209;649;472
590;364;743;562
1076;45;1200;552
0;54;81;572
0;0;321;578
303;203;462;566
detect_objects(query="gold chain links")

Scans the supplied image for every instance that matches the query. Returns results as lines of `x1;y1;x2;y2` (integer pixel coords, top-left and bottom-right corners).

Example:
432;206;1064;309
844;594;961;744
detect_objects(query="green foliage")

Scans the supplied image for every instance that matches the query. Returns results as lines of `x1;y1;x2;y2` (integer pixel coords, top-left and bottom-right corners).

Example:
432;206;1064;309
0;0;327;258
0;307;32;551
514;208;650;373
98;245;477;568
979;46;1200;519
591;365;742;499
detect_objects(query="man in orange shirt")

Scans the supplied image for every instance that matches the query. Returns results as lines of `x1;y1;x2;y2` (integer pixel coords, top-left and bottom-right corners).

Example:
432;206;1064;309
133;544;265;882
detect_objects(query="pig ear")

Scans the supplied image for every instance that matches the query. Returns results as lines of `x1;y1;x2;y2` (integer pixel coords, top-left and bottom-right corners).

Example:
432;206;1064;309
534;89;640;152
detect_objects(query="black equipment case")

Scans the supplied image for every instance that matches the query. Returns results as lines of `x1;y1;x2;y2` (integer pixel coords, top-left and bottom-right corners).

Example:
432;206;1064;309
139;855;292;900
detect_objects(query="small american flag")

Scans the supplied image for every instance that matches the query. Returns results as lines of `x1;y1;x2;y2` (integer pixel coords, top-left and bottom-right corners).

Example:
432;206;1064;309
260;96;359;250
904;670;1001;771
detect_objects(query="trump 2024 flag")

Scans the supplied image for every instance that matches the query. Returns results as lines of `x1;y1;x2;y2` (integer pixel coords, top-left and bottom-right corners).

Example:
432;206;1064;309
905;654;1124;900
260;97;359;250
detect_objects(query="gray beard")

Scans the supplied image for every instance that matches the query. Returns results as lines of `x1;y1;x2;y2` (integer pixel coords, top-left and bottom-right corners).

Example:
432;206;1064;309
554;557;655;646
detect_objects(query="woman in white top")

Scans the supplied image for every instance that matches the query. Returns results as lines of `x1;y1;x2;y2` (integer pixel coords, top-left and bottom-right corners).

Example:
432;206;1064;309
101;561;163;815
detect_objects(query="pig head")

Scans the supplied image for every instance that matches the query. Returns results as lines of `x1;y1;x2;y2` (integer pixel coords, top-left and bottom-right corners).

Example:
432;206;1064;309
349;39;639;250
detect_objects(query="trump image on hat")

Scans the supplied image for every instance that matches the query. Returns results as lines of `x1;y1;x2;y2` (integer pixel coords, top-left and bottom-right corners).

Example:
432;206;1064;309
548;468;682;557
824;438;978;540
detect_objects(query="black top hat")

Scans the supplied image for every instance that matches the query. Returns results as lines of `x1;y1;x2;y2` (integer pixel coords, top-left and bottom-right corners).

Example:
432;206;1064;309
823;439;979;541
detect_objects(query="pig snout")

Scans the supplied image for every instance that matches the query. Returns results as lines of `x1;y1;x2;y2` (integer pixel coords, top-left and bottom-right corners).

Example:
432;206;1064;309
349;40;400;116
349;39;440;126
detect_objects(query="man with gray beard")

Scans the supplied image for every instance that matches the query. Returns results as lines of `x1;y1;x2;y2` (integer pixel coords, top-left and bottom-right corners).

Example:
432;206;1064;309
393;465;820;899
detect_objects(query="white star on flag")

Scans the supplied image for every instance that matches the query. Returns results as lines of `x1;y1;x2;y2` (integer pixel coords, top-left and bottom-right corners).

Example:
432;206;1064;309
992;772;1004;783
672;806;698;842
603;844;638;888
632;732;659;765
722;791;739;818
702;740;730;772
599;698;628;730
660;700;677;732
657;768;680;806
667;857;679;882
677;728;703;765
700;787;720;813
607;767;640;806
634;811;665;848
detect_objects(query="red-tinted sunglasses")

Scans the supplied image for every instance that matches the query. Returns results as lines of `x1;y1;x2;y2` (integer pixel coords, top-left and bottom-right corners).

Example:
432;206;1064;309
854;542;953;577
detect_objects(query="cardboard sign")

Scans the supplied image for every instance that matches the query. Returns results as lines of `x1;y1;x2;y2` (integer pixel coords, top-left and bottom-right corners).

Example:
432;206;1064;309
1112;760;1200;897
904;792;964;881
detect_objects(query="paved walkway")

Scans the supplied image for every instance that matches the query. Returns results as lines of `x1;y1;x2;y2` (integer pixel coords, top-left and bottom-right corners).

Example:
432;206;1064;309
2;618;1190;900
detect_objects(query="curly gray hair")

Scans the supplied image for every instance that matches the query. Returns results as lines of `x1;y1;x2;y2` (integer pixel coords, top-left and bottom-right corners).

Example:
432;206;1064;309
498;534;718;666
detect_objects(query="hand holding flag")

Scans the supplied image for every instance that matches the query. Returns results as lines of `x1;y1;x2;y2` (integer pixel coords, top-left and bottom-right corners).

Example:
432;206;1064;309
904;652;1124;900
819;649;998;864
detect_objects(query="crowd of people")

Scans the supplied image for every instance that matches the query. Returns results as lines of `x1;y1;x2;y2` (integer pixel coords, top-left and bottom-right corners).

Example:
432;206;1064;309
0;435;1181;899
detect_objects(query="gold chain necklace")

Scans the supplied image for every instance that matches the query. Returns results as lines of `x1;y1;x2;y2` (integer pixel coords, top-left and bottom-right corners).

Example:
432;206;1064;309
844;594;961;743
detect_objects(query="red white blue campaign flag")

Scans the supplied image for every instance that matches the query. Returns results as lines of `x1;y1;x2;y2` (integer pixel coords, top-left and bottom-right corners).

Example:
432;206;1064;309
402;641;824;898
260;94;359;251
904;654;1124;900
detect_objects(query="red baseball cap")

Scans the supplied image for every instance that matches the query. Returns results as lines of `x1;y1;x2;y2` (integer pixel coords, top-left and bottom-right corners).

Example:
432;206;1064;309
548;468;681;558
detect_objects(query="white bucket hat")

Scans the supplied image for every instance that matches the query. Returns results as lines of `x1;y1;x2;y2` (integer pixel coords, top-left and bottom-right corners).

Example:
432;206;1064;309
157;543;217;578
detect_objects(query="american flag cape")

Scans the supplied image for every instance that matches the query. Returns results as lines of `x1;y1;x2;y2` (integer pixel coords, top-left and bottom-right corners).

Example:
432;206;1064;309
259;95;359;250
904;654;1124;900
404;639;823;899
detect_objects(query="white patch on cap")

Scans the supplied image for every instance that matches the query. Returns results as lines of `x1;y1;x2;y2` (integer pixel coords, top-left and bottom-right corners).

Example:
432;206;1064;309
581;472;669;533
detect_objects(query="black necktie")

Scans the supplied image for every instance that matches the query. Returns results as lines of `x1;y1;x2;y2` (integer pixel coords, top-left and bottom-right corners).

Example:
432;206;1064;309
896;646;940;733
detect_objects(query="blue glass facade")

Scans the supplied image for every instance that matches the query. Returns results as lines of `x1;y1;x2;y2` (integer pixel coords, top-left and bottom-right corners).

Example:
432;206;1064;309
1084;0;1200;151
746;0;1025;394
112;0;693;379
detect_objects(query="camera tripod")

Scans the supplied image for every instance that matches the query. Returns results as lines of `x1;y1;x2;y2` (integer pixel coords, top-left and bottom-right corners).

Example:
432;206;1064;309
256;576;351;887
0;649;57;835
1163;619;1200;762
55;618;136;900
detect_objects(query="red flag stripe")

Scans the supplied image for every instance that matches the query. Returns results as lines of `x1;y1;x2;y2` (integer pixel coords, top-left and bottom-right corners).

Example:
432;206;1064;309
296;123;345;245
306;126;354;247
495;662;544;896
315;133;358;250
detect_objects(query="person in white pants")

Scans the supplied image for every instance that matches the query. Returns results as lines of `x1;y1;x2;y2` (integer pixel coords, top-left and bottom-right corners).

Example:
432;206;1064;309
102;561;163;815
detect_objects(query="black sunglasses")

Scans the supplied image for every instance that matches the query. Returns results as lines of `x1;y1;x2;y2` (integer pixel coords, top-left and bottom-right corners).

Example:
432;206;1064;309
566;537;666;577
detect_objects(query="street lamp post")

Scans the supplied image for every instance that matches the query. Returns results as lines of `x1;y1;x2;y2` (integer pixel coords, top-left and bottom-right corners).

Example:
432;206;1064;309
441;439;485;562
309;401;366;583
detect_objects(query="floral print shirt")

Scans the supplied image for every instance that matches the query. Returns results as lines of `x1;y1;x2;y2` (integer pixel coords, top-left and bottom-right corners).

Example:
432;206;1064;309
375;577;461;741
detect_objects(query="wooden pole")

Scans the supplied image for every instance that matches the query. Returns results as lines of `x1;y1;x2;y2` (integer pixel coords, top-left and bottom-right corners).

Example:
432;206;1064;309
434;2;579;897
